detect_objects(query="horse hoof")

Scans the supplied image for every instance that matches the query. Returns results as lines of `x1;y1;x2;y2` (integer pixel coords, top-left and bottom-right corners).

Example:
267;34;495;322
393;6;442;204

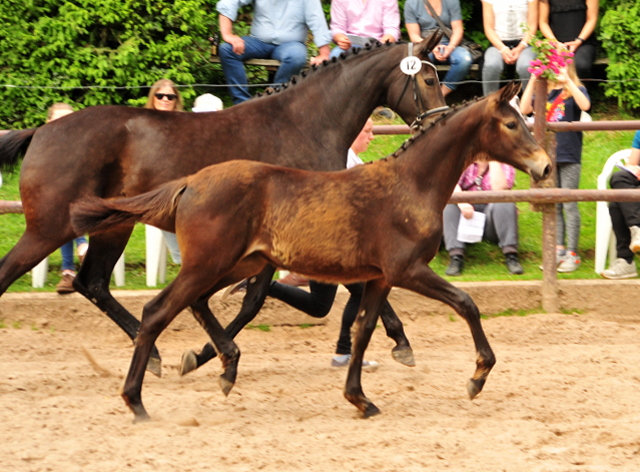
179;350;198;377
392;347;416;367
146;357;162;378
133;412;151;424
363;402;381;419
467;378;485;400
219;376;234;397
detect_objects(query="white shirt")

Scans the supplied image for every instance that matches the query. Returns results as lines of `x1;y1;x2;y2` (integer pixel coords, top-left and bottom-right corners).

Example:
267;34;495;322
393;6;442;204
483;0;534;42
346;148;364;169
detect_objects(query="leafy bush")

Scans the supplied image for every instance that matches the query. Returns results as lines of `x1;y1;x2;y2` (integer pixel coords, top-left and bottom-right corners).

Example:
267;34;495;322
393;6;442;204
599;1;640;112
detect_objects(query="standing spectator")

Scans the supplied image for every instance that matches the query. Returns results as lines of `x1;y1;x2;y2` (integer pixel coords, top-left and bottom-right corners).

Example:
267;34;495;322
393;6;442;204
443;162;524;276
539;0;598;80
217;0;332;105
47;104;89;294
481;0;538;96
330;0;400;60
144;79;184;264
521;63;591;272
601;131;640;279
405;0;473;97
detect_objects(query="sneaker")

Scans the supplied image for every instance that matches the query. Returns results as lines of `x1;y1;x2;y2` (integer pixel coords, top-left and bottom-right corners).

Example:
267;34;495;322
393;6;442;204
601;258;638;279
630;226;640;253
331;354;379;370
374;107;395;120
445;255;464;276
56;272;76;294
279;272;309;286
539;249;565;271
505;253;524;274
557;251;581;273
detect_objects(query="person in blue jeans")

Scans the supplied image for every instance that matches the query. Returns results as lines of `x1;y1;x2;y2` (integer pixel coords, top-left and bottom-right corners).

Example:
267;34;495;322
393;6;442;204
405;0;473;97
46;104;89;294
217;0;332;104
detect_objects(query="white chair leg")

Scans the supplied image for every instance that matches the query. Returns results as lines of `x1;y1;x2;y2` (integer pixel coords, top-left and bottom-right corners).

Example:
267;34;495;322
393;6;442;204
32;257;48;288
608;231;617;269
113;253;125;287
594;200;613;274
146;225;167;287
158;241;167;285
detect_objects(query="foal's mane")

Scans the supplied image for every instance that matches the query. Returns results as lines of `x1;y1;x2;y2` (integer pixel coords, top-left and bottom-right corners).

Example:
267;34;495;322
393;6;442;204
253;41;401;100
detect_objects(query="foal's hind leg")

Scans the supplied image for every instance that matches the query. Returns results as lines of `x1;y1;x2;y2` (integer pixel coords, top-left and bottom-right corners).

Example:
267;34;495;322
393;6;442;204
398;264;496;400
180;265;276;376
344;278;391;418
74;228;163;377
379;301;415;366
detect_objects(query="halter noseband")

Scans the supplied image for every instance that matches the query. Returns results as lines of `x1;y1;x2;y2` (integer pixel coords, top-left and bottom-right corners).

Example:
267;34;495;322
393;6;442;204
394;42;450;122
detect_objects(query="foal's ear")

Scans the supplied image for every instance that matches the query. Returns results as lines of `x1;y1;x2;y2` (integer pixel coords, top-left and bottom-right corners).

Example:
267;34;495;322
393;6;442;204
414;30;445;58
498;81;522;104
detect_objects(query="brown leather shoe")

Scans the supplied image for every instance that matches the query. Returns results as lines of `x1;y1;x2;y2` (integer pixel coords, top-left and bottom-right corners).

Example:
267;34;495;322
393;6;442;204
278;272;309;287
56;273;76;294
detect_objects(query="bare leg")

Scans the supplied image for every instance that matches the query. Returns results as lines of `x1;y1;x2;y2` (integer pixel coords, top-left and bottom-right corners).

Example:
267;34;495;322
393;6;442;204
344;278;391;417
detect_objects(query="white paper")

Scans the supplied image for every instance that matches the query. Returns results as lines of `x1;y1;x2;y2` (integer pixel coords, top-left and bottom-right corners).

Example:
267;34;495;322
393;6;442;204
457;211;486;243
615;163;636;176
345;34;377;47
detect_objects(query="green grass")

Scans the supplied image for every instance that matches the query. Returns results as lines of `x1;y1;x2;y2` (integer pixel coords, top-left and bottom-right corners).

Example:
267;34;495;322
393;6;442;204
0;106;637;292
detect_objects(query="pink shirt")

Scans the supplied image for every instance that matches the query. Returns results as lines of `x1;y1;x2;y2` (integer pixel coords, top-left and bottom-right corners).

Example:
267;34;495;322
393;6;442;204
330;0;401;41
458;163;516;191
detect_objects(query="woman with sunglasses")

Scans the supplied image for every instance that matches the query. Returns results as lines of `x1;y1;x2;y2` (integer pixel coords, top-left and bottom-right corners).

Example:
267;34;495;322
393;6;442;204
144;79;184;264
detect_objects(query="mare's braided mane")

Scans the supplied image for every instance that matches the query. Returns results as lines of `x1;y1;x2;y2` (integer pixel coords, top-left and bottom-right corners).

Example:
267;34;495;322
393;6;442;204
254;41;399;99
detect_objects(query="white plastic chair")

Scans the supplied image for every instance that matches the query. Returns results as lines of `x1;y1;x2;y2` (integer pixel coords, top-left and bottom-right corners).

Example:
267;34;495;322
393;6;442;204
594;149;632;275
31;252;125;288
145;225;168;287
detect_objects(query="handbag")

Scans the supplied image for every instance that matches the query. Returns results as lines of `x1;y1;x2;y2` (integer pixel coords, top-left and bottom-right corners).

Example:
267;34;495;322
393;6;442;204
421;0;483;63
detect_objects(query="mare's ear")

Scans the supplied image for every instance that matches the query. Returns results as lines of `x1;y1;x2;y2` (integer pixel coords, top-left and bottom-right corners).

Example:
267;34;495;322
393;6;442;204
414;30;444;59
498;81;522;104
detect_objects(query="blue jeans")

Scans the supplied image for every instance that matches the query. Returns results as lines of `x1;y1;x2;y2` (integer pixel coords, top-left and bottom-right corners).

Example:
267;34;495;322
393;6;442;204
329;44;363;60
60;236;87;272
161;230;181;264
219;36;308;104
482;45;537;96
429;40;473;91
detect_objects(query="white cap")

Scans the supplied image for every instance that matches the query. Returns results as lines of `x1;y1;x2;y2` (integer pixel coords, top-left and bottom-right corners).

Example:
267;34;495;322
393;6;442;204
192;93;223;112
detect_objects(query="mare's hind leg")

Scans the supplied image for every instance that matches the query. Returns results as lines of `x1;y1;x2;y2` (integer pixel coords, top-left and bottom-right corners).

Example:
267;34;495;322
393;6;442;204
74;227;162;377
344;278;391;418
398;264;495;400
180;265;276;376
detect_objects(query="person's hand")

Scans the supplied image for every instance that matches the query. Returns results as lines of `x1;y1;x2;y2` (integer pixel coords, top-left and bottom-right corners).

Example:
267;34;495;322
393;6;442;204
556;67;570;84
334;33;351;51
434;44;454;61
627;164;640;181
501;46;516;65
564;39;582;53
310;54;329;66
380;34;396;44
224;34;245;55
458;203;475;219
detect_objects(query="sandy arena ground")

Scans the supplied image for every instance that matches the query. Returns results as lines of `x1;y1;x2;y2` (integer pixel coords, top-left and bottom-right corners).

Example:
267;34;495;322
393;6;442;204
0;287;639;471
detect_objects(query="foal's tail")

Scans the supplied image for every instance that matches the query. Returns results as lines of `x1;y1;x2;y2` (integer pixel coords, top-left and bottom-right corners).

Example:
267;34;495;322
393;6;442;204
70;178;189;235
0;128;37;173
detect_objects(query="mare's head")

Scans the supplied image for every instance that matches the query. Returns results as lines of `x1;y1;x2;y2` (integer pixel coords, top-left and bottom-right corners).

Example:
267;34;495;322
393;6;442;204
468;82;551;182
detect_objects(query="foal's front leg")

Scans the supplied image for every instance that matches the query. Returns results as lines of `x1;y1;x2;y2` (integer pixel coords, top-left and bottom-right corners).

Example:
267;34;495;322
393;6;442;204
399;263;496;400
344;278;391;418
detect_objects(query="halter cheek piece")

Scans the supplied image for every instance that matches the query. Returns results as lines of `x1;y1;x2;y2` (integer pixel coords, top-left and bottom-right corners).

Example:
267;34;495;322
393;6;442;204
394;42;450;125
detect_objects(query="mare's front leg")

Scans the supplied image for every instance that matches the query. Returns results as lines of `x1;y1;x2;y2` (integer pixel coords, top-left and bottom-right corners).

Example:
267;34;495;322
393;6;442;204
344;278;391;418
180;265;276;376
397;263;496;400
379;301;415;366
74;227;163;377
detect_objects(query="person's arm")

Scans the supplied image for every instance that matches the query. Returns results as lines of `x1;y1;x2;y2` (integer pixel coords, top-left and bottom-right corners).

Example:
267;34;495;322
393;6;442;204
381;0;401;42
330;0;350;49
488;161;510;190
564;0;599;53
441;20;464;59
306;0;333;65
452;184;475;219
557;69;590;111
538;0;555;41
406;23;424;43
520;73;536;115
219;15;245;55
310;44;331;66
510;0;538;61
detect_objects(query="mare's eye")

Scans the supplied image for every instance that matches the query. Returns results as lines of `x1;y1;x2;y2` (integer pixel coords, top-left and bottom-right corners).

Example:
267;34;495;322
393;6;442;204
426;79;434;86
506;121;517;130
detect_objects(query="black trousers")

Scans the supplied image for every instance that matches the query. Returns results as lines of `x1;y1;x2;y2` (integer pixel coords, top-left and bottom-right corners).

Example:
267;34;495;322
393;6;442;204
609;171;640;261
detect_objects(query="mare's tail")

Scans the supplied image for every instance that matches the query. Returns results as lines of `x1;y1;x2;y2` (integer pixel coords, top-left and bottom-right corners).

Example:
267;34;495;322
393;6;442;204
70;178;188;235
0;129;37;173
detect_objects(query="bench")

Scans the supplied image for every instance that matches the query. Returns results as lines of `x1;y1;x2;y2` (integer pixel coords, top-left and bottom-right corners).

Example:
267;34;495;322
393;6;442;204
209;55;281;72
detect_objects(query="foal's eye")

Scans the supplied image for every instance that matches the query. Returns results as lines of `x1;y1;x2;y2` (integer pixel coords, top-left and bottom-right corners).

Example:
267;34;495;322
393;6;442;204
426;79;435;86
506;121;517;130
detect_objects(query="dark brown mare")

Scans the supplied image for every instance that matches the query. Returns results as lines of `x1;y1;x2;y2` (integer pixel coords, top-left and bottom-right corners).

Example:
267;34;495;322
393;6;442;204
70;82;552;421
0;36;446;376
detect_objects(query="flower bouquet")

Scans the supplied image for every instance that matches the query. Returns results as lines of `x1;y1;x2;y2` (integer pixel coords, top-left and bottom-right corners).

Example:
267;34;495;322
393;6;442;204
528;37;574;81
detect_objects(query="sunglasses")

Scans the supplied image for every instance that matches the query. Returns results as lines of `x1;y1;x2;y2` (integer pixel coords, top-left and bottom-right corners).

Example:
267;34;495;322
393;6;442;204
154;93;178;101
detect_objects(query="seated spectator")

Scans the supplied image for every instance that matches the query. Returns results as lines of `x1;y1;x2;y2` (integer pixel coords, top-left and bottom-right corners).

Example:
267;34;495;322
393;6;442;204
405;0;473;97
481;0;538;96
144;79;184;264
47;103;89;294
601;131;640;279
539;0;598;80
217;0;332;105
443;161;524;276
329;0;400;60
